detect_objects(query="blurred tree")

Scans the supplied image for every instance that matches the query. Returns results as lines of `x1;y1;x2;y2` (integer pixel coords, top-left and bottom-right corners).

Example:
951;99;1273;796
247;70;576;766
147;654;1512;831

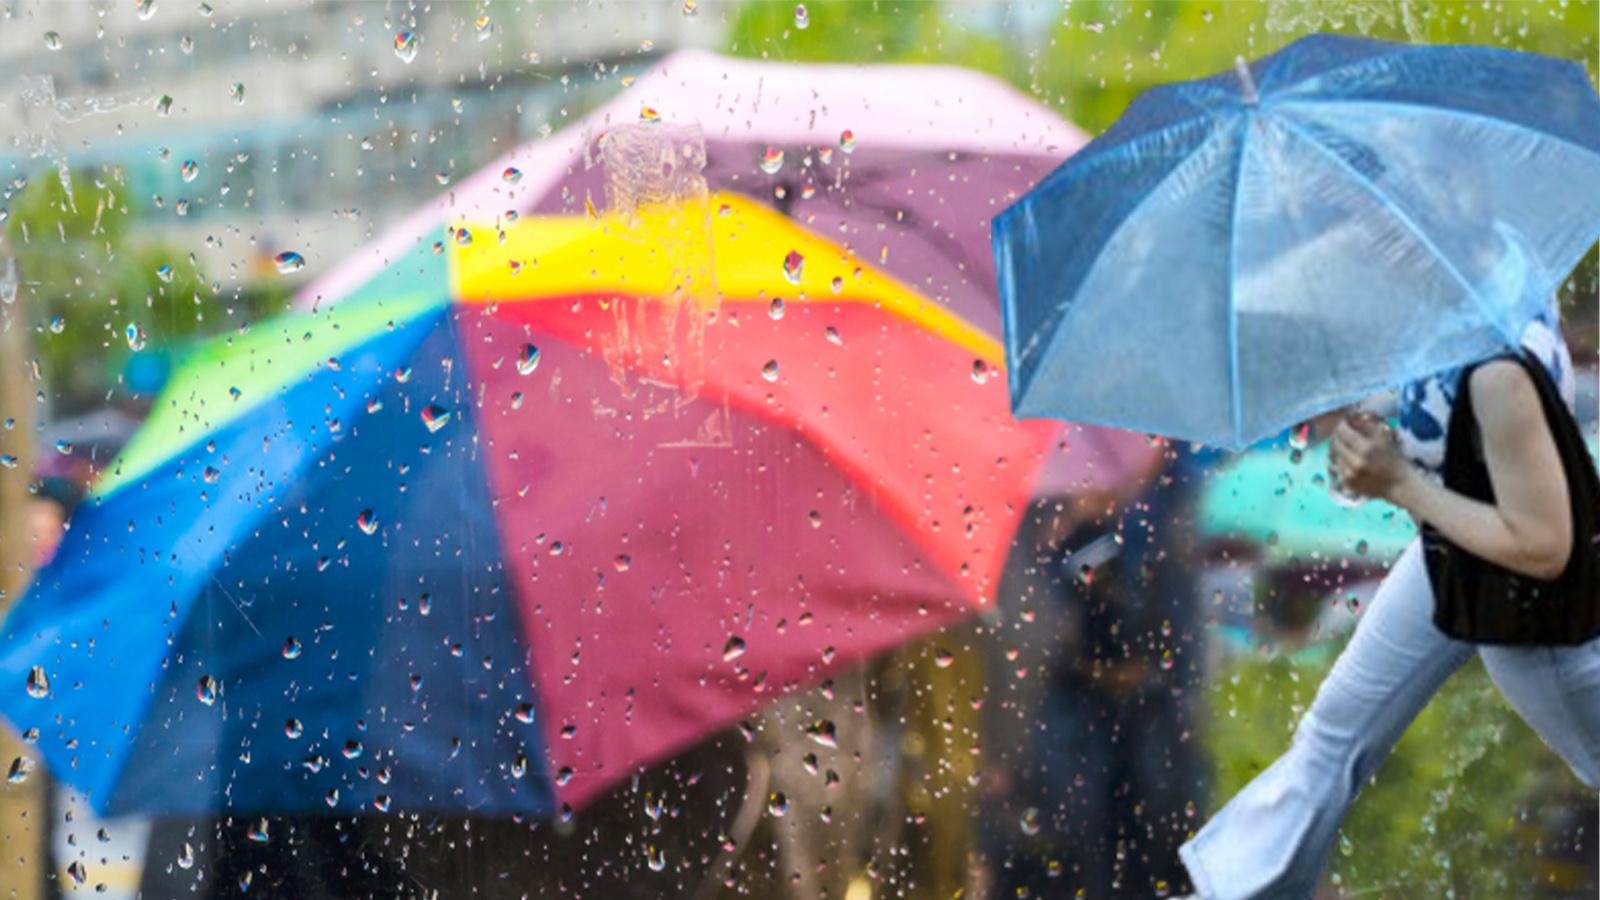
4;169;289;416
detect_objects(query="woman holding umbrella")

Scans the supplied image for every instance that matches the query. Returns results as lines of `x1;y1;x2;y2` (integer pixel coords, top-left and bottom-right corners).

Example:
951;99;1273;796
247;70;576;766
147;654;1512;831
992;35;1600;898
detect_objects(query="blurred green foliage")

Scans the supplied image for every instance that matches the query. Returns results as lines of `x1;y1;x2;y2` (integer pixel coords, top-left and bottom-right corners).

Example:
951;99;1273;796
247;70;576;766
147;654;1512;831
5;170;289;414
1206;648;1594;897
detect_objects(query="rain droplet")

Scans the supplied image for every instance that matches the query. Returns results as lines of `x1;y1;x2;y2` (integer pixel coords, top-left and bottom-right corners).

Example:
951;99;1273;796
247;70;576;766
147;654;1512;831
282;634;301;658
839;129;856;153
25;666;48;699
782;250;804;285
767;792;789;817
511;752;528;779
647;846;666;871
1355;539;1370;556
454;227;473;247
825;326;842;345
177;843;194;869
421;404;451;433
54;440;72;455
126;324;147;351
638;105;660;124
229;82;245;105
807;510;822;529
1289;421;1313;451
555;766;574;786
394;366;412;383
156;264;175;283
681;0;697;15
180;34;193;54
971;360;990;384
794;4;810;28
43;31;62;51
761;360;779;382
502;167;522;184
180;160;199;182
613;554;631;572
66;861;86;886
247;819;269;843
284;718;303;739
325;788;339;807
154;94;173;116
475;15;492;37
135;0;157;20
722;636;747;662
372;794;391;812
517;344;540;375
806;719;837;749
1020;807;1041;836
768;297;785;320
934;647;955;668
6;756;33;784
357;509;378;535
273;251;305;274
393;31;418;64
759;147;784;175
435;171;452;186
514;703;535;724
196;675;217;706
343;740;363;760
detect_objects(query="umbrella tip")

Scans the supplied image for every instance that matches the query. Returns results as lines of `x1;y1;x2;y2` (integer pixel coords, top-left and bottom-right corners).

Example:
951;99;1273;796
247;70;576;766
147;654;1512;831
1233;56;1259;106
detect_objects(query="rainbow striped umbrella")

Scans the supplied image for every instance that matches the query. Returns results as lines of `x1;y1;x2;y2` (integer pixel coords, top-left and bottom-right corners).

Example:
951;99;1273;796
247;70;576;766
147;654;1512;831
0;54;1142;817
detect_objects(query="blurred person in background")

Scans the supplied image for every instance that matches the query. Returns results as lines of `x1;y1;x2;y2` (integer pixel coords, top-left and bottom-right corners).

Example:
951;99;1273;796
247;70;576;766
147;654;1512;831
983;446;1208;899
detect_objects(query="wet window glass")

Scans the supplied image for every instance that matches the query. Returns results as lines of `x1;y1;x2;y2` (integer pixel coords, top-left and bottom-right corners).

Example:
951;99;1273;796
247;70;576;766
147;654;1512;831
0;2;1596;898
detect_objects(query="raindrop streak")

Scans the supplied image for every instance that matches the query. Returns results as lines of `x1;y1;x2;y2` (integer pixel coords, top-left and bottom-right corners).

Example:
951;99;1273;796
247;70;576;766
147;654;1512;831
25;666;48;699
421;404;451;433
394;32;419;64
782;250;803;285
196;675;218;706
273;251;305;274
516;344;540;375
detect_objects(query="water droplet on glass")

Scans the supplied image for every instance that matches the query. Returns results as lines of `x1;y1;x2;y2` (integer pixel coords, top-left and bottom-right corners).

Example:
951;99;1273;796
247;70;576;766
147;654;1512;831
794;4;810;29
511;752;528;779
229;82;245;104
681;0;698;15
647;846;667;871
421;404;451;433
767;297;786;320
761;360;779;383
180;160;199;182
502;166;522;184
1020;807;1042;836
136;0;157;20
516;344;540;375
126;324;147;352
782;250;803;285
273;251;304;274
825;326;842;345
180;34;193;54
156;264;175;283
513;702;535;725
638;105;660;124
67;861;86;886
759;147;784;175
196;675;217;706
325;788;339;807
43;31;62;51
971;360;990;384
454;227;473;247
767;792;789;817
7;756;34;784
177;843;194;869
394;31;418;63
343;740;363;760
154;93;173;116
373;794;392;813
934;647;955;668
475;15;492;38
25;666;48;699
281;634;302;660
54;440;72;455
357;509;378;535
247;819;269;843
394;366;412;383
806;719;837;749
839;129;856;153
722;636;746;662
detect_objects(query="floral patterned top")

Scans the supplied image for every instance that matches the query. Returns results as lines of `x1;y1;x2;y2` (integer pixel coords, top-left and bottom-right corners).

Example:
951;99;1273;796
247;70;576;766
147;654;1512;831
1396;305;1574;478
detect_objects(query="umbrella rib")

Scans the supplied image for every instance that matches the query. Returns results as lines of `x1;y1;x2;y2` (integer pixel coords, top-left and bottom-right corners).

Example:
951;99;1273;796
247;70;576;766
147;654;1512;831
1225;115;1252;448
1279;96;1600;169
1274;116;1510;343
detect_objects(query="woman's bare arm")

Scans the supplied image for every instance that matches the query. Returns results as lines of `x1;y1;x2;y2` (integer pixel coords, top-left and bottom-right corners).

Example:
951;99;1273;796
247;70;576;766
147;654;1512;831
1333;361;1573;580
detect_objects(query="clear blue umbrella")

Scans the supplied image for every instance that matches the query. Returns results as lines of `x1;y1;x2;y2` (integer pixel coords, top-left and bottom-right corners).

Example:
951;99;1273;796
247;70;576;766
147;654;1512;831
995;34;1600;448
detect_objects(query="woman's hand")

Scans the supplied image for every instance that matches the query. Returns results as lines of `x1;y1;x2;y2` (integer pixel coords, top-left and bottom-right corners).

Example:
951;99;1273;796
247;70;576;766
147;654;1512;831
1328;412;1415;502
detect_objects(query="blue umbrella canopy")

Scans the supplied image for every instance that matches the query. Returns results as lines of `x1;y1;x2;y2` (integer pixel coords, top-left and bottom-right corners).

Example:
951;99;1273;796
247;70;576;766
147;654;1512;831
995;34;1600;448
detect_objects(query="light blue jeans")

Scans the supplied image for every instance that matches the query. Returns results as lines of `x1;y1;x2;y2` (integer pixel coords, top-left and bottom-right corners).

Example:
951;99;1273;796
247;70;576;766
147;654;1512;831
1180;540;1600;899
